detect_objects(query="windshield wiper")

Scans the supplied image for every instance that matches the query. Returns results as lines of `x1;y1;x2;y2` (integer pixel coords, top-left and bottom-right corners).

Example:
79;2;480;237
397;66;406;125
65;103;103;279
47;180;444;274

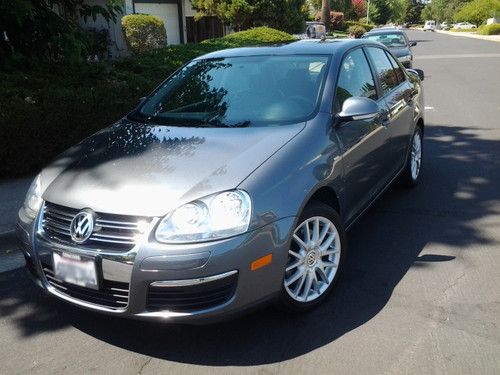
205;118;251;128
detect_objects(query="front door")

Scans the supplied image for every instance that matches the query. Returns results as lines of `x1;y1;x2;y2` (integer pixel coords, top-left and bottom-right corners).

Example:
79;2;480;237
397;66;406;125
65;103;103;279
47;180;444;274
333;47;393;224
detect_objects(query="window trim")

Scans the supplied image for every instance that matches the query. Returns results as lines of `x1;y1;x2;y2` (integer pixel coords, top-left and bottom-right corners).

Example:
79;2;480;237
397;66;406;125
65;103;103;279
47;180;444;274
332;46;380;113
364;46;405;99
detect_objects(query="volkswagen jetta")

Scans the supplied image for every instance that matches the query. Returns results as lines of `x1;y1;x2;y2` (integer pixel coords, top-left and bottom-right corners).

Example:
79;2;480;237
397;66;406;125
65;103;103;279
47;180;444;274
17;39;424;323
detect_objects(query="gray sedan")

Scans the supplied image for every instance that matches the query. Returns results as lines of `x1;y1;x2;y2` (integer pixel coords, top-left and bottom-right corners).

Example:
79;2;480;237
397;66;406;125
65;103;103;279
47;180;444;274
17;39;424;323
362;29;417;68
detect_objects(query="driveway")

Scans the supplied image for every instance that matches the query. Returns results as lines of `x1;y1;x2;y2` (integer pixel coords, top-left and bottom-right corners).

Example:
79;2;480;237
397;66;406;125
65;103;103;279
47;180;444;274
1;30;499;374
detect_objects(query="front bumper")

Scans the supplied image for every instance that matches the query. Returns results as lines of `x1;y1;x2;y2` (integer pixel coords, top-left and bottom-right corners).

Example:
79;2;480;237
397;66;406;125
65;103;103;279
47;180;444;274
17;207;296;323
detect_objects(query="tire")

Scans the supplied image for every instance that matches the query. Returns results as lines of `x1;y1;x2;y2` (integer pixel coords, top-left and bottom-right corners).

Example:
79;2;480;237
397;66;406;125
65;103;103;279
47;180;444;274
280;202;347;312
399;126;423;187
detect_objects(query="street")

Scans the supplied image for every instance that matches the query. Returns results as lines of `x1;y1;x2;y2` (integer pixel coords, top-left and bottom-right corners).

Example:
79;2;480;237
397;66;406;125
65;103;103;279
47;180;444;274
1;30;499;374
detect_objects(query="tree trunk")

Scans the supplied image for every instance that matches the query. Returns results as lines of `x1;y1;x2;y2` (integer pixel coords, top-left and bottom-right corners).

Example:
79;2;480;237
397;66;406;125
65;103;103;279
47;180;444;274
322;0;331;32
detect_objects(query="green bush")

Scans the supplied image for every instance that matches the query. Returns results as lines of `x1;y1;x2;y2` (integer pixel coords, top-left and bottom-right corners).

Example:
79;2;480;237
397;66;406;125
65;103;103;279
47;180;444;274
345;20;374;31
207;27;296;45
348;25;367;38
0;30;297;178
477;23;500;35
122;14;167;54
449;28;478;32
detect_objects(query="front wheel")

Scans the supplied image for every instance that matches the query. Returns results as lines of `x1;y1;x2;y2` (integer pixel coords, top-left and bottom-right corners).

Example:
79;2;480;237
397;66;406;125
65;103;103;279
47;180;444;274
280;202;346;312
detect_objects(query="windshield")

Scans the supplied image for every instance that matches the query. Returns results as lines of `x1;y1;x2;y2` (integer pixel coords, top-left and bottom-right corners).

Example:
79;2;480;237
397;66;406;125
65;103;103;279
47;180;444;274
364;33;408;48
129;55;330;127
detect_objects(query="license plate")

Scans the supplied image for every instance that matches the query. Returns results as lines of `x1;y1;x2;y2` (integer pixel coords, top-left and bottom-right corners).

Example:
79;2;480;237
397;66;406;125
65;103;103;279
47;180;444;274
53;252;98;290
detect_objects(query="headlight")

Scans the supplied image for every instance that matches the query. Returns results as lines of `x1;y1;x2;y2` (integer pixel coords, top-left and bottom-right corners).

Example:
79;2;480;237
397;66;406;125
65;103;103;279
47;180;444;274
23;174;43;220
155;190;251;243
399;55;412;62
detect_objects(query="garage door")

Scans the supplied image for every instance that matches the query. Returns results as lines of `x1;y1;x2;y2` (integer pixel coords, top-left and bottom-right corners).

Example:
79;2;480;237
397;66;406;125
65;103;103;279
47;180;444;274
134;3;180;45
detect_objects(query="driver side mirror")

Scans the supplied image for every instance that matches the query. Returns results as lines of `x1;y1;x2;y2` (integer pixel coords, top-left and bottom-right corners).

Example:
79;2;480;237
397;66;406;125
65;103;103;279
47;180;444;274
406;68;425;81
335;97;380;125
410;41;417;47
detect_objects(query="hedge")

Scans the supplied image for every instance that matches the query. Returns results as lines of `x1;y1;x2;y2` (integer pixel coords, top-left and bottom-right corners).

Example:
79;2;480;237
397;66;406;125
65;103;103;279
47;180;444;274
478;24;500;35
204;27;296;45
348;25;367;38
122;14;167;54
0;28;295;178
345;21;374;32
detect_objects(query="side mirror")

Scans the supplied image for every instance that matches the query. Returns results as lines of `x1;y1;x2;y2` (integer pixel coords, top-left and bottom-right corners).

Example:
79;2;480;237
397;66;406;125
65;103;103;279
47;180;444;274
336;97;379;124
410;41;417;47
406;68;424;81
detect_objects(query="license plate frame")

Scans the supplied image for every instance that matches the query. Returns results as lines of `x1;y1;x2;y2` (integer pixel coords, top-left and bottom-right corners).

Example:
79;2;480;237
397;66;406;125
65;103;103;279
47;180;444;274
53;252;99;290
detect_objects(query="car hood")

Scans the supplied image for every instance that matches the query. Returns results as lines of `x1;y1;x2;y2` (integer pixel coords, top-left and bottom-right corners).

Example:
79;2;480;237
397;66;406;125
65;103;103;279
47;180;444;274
390;47;412;57
42;120;304;217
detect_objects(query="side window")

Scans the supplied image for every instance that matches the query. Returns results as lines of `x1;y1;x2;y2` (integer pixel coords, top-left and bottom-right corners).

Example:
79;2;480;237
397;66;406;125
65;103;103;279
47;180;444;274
366;47;399;95
334;48;377;112
385;51;406;84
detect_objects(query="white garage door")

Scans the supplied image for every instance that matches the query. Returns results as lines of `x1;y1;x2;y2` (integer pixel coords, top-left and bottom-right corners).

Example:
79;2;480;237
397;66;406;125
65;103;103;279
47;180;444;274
134;3;180;45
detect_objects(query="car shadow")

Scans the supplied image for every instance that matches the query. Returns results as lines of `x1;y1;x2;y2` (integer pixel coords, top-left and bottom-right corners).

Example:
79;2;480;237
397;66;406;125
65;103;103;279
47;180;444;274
0;123;498;365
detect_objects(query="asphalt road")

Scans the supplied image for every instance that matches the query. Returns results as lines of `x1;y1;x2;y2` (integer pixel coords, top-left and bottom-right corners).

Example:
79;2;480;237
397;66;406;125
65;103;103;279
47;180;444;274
1;30;499;374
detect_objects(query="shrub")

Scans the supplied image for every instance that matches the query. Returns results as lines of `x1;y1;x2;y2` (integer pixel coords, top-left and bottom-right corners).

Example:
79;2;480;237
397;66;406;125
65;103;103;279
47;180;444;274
449;28;478;32
205;27;296;46
477;23;500;35
122;14;167;54
0;31;298;178
316;11;345;30
345;21;374;31
348;25;367;38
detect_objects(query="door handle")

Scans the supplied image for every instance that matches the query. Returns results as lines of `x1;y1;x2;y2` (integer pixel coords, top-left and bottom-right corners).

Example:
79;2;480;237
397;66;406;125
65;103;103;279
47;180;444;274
379;110;390;127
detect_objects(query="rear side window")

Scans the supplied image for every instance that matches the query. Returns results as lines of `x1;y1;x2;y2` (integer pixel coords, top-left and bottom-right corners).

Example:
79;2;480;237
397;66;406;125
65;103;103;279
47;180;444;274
334;48;377;112
385;51;406;84
366;47;399;95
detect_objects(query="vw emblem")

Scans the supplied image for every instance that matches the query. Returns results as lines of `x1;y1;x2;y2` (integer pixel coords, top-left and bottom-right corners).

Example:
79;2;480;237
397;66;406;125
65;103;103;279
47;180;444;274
70;210;95;244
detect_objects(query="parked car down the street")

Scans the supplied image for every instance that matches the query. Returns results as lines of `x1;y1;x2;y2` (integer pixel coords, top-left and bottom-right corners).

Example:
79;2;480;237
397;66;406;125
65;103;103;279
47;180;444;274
453;22;477;29
423;20;436;31
17;39;425;324
361;29;416;68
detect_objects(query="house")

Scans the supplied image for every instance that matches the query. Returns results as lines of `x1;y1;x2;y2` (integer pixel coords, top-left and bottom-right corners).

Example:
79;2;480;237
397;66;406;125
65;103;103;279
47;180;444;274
80;0;228;57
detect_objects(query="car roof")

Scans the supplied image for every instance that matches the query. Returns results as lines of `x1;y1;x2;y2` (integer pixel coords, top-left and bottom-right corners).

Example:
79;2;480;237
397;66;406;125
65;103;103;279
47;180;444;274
363;29;405;36
195;39;382;60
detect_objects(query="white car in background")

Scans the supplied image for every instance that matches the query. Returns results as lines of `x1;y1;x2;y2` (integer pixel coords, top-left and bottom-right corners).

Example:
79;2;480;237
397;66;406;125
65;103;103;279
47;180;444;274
454;22;477;29
423;20;436;32
440;22;450;30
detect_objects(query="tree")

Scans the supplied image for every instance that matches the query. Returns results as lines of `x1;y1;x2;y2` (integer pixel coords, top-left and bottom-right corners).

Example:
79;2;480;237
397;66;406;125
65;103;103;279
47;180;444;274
372;0;392;23
191;0;307;33
404;0;424;24
322;0;331;31
454;0;500;25
0;0;122;61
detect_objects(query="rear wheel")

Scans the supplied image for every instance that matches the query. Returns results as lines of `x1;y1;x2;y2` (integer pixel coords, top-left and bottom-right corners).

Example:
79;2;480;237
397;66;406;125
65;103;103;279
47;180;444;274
399;126;423;187
280;202;346;312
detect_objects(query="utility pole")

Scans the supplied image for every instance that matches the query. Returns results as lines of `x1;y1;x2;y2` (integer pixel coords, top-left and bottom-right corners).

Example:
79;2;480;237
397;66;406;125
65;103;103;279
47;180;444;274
367;0;371;23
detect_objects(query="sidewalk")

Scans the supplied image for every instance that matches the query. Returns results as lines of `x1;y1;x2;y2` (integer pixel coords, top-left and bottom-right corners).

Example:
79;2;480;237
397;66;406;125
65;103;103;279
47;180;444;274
436;29;500;43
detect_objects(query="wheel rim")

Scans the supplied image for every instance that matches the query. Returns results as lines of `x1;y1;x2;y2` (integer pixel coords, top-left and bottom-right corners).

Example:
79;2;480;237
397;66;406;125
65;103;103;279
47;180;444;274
410;131;422;180
284;216;341;303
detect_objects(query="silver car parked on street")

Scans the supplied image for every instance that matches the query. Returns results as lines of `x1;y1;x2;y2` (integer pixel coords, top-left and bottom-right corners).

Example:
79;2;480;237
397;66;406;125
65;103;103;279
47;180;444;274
17;39;425;323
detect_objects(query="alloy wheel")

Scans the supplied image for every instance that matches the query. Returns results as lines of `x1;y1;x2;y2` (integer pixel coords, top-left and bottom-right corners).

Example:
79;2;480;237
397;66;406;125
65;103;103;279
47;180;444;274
284;216;341;303
410;130;422;180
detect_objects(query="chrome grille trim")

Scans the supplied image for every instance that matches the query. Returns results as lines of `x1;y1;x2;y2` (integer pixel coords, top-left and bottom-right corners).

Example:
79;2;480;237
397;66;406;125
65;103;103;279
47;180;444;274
41;202;150;252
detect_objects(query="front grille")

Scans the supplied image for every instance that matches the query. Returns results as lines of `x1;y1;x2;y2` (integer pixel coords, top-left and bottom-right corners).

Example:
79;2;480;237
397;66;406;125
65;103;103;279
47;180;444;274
147;273;238;313
42;202;149;252
41;261;129;309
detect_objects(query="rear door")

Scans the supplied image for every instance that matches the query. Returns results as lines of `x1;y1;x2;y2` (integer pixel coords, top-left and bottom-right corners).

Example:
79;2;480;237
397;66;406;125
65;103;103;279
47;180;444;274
365;46;414;172
333;47;393;223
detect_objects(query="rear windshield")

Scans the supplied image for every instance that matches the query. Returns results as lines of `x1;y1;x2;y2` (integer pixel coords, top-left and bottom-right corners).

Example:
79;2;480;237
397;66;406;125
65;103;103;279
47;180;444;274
363;33;408;48
129;55;330;127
